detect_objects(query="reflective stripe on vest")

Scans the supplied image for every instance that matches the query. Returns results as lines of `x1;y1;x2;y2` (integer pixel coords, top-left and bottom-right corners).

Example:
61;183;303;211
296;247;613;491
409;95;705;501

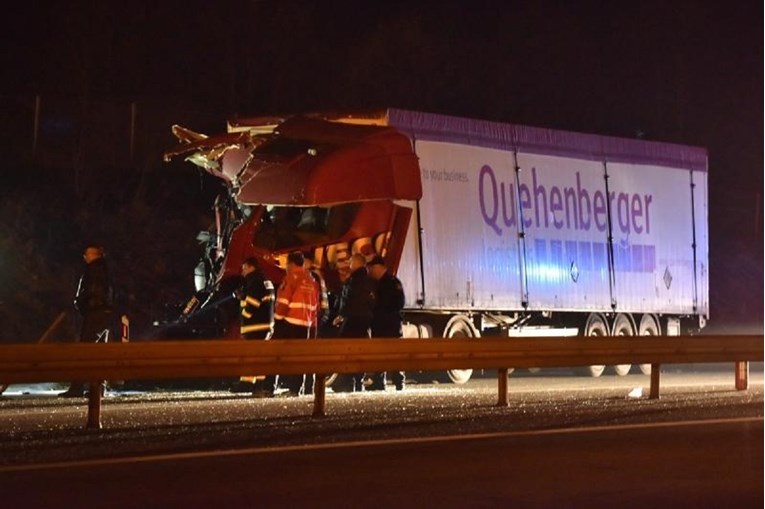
283;316;312;327
241;323;273;334
245;296;261;308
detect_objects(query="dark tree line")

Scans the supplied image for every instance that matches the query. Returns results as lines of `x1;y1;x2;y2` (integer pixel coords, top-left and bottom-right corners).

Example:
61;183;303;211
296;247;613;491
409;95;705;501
0;133;219;344
0;1;761;341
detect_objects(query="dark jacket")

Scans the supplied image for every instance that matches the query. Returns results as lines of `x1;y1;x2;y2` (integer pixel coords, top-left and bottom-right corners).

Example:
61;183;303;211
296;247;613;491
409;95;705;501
371;271;405;337
309;269;330;327
74;258;114;316
336;266;376;336
239;270;275;336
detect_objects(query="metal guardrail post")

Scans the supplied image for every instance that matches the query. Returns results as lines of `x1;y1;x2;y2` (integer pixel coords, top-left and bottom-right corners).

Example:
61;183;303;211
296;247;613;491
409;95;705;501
649;364;661;399
87;381;103;430
313;374;326;417
735;361;749;391
497;368;509;407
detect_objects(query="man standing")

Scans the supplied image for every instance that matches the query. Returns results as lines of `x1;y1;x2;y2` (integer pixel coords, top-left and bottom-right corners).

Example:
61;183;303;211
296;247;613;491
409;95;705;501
303;251;330;338
273;251;320;396
303;251;329;395
233;257;275;397
368;255;406;391
333;253;376;392
60;245;114;398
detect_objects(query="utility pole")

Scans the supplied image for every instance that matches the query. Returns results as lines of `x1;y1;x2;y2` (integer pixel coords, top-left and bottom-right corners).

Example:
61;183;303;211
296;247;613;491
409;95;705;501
130;101;137;159
755;193;761;238
32;95;41;158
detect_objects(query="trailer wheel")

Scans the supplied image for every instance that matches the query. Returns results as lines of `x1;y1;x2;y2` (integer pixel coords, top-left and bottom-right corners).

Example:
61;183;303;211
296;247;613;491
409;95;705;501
581;314;608;377
611;314;636;376
443;315;478;384
637;315;661;375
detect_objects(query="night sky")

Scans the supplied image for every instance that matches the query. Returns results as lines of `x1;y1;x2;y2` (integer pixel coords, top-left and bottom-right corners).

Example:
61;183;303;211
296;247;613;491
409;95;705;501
2;1;762;330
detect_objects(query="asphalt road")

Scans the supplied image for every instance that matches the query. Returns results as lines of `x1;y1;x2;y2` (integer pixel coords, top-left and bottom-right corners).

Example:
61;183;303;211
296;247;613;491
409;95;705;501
1;417;761;508
1;367;762;508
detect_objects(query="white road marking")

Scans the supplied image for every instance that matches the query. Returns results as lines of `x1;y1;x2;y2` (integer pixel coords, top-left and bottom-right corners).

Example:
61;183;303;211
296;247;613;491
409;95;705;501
0;416;760;473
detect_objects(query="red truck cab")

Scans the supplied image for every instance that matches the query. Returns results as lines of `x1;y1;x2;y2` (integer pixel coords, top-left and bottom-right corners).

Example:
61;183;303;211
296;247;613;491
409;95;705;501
165;114;421;338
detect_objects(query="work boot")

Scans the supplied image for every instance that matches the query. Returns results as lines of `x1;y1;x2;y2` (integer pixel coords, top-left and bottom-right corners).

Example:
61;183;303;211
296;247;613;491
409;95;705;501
393;372;406;391
368;372;386;391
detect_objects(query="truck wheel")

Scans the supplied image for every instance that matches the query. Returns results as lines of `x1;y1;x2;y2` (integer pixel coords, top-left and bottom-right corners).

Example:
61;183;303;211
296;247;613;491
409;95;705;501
442;315;478;384
581;314;608;377
611;314;636;376
637;315;661;375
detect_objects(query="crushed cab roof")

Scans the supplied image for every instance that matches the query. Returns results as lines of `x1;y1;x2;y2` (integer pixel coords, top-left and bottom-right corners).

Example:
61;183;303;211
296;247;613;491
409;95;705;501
166;115;422;206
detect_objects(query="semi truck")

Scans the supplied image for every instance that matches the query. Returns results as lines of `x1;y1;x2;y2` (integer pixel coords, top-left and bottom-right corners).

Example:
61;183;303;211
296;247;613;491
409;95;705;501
164;109;709;381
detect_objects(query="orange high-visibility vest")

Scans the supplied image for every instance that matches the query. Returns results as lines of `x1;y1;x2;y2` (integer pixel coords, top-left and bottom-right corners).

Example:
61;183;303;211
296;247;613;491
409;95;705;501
274;268;319;328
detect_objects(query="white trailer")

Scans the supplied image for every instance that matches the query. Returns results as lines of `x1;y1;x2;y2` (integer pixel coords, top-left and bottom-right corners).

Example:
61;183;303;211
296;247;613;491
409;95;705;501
371;110;709;379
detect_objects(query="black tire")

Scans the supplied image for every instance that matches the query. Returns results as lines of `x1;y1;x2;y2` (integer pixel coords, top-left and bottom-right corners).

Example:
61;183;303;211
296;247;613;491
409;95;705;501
637;314;661;375
442;315;479;384
612;313;636;376
579;313;608;377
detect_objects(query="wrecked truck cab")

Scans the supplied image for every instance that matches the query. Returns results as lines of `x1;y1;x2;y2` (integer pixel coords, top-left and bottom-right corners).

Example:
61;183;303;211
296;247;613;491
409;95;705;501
163;115;422;338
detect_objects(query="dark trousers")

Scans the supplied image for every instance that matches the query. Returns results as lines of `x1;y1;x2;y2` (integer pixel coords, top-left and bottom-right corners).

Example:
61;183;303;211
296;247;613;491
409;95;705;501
243;329;275;394
304;324;321;395
371;370;405;389
273;321;309;394
66;311;113;395
339;320;370;391
372;327;405;390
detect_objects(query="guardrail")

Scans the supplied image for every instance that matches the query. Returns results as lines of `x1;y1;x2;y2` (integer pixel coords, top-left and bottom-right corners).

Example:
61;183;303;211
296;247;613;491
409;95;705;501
0;335;761;429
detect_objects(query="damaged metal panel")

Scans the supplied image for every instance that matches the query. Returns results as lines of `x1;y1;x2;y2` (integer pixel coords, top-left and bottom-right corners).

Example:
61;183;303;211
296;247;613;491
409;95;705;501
165;116;422;205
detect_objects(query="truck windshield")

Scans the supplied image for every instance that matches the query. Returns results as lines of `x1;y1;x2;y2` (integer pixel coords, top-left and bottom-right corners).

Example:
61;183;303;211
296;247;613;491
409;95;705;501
253;203;360;250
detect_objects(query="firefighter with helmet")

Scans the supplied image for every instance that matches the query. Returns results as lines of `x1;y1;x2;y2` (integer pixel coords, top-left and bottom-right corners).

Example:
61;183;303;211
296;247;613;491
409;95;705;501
232;256;275;397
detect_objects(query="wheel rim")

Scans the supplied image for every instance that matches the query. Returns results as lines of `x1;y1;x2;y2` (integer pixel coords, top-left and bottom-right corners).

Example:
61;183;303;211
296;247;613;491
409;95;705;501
638;315;660;375
612;314;635;376
444;316;476;384
584;314;607;377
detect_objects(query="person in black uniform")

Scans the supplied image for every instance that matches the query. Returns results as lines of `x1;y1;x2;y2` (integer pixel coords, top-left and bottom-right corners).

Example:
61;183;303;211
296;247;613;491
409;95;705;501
333;253;376;392
60;245;114;398
234;256;275;397
368;255;406;391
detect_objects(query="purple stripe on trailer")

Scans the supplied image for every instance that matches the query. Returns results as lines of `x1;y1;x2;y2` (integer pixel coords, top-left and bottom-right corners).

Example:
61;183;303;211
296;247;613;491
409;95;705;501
388;109;708;172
